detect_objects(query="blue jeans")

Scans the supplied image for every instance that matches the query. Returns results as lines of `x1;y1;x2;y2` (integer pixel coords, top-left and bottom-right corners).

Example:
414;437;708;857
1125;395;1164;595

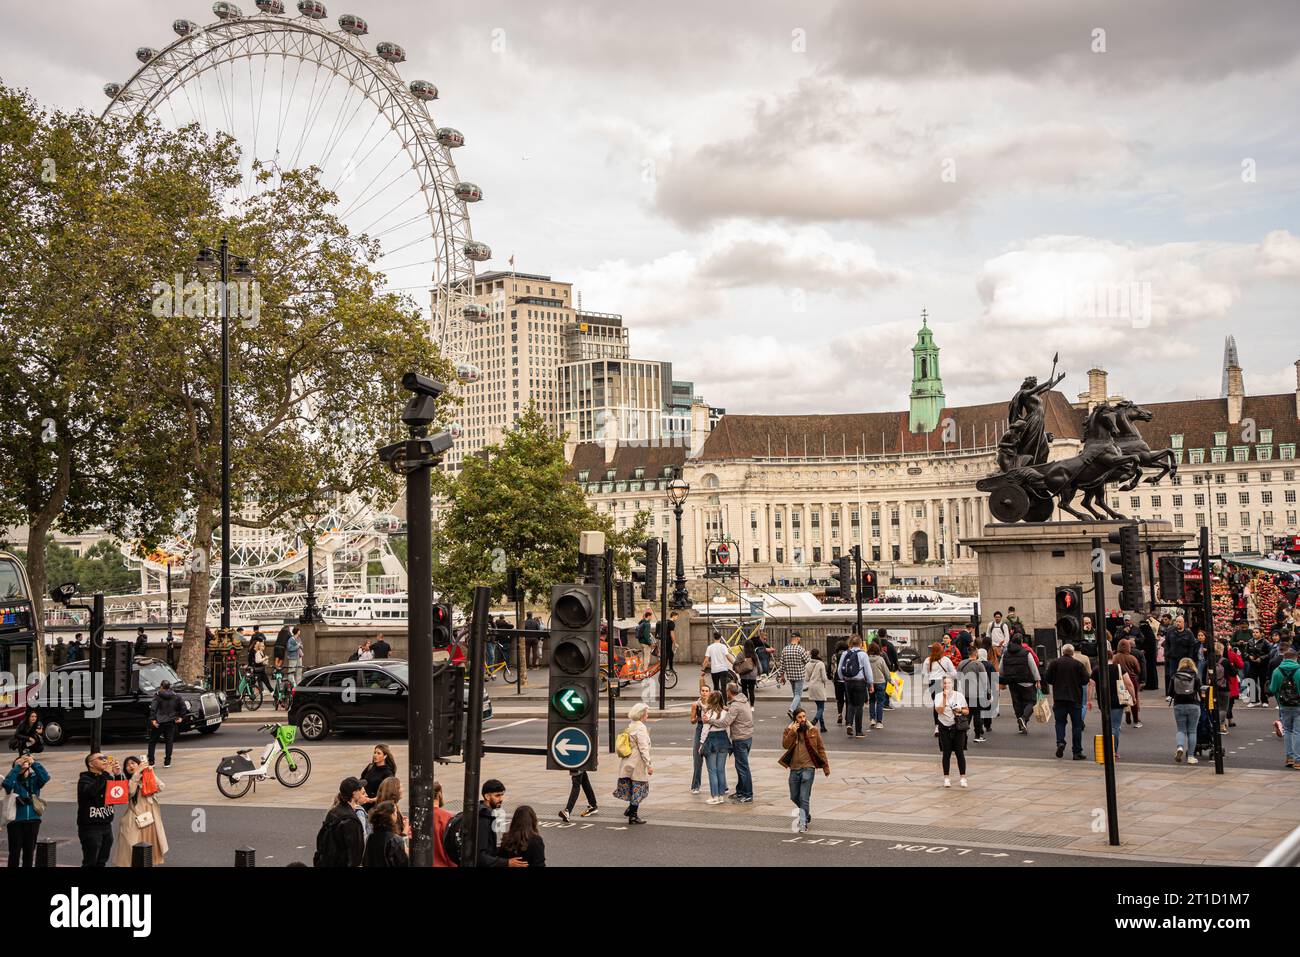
704;731;731;797
1108;707;1125;750
870;684;887;724
1053;701;1084;756
1279;706;1300;762
1174;703;1200;755
732;738;753;798
811;700;826;727
690;722;704;790
787;767;814;828
788;679;805;715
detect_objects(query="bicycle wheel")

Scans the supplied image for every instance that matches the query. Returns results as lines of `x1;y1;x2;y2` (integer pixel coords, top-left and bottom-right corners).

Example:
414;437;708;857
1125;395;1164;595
243;685;264;711
502;663;517;683
275;748;312;788
664;668;678;690
216;772;252;799
598;669;609;694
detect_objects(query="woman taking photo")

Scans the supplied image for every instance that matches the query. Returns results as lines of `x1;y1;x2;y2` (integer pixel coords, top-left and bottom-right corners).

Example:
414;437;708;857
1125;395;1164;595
3;752;49;867
112;756;169;866
923;643;957;735
363;801;410;867
688;681;710;794
699;691;732;805
499;805;546;868
7;711;43;755
933;675;970;788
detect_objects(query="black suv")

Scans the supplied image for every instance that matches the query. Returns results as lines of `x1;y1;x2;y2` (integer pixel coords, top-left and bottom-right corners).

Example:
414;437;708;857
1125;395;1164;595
35;658;229;746
287;659;492;740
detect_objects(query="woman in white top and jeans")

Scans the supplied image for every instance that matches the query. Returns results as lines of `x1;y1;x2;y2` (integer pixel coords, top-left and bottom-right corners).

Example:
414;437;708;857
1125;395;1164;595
933;675;970;788
923;643;957;735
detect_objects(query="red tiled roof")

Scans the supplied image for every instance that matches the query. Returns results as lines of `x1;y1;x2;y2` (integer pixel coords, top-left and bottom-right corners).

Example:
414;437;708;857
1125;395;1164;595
566;442;688;482
1131;393;1300;450
696;391;1082;460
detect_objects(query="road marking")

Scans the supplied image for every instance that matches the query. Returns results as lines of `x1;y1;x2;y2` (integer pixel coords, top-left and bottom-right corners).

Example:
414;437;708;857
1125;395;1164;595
483;718;538;734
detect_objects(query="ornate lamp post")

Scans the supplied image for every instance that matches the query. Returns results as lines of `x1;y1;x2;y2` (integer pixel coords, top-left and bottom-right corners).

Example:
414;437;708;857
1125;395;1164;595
300;512;322;624
197;238;253;638
667;471;692;609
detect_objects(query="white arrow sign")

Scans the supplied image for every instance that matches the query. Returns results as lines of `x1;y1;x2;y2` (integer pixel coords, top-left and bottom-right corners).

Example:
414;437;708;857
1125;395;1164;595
560;689;584;711
554;737;590;757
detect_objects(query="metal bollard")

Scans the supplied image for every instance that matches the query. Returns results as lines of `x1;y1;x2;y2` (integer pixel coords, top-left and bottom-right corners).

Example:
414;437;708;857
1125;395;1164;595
35;838;57;867
234;846;257;867
131;842;154;867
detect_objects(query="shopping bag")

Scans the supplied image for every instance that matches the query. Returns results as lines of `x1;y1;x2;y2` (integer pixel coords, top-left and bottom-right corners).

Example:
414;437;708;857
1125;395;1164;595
0;790;17;826
140;765;160;797
105;779;129;805
1033;692;1052;724
886;672;903;702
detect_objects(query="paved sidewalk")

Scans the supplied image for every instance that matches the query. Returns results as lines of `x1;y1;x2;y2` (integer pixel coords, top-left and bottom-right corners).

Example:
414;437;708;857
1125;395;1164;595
28;736;1294;866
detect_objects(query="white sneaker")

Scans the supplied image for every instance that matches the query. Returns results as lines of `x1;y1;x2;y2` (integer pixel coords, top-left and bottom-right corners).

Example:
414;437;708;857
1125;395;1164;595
706;796;723;805
1134;722;1143;728
934;727;940;736
689;788;700;794
959;778;968;788
943;777;951;788
1175;747;1184;763
1187;756;1199;765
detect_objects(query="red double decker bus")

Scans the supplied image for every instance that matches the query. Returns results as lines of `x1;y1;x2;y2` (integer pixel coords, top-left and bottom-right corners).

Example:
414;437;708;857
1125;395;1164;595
0;551;39;735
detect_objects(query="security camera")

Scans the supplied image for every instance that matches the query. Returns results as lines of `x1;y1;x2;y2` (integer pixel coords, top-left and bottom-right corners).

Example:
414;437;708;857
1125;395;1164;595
49;582;78;605
401;372;448;399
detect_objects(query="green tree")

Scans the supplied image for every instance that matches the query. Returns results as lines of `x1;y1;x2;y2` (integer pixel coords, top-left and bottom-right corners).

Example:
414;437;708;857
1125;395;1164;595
433;407;615;607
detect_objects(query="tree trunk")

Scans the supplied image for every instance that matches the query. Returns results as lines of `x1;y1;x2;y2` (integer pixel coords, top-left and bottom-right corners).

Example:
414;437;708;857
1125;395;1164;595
178;496;215;683
25;523;50;676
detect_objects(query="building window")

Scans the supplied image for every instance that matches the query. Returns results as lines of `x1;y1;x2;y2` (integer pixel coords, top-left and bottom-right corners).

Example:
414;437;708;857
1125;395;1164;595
1263;512;1274;526
1174;514;1184;528
1215;493;1227;506
1286;490;1296;504
776;548;784;564
1170;433;1184;449
1215;473;1226;484
1261;429;1273;444
1151;496;1161;508
1195;513;1206;527
1239;492;1250;505
891;544;900;561
1241;512;1251;527
1233;447;1249;462
1188;449;1205;464
1218;513;1228;527
850;510;860;528
1280;445;1295;460
1214;432;1227;447
1219;537;1229;554
890;509;900;527
1130;496;1140;510
1211;448;1227;463
1194;494;1205;506
1172;494;1183;507
1261;471;1272;483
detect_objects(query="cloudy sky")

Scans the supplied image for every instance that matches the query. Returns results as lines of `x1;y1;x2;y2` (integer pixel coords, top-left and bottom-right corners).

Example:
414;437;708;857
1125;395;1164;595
5;0;1300;415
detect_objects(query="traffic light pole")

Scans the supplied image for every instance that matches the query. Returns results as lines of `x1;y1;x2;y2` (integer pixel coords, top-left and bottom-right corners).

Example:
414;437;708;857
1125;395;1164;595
604;547;616;754
659;537;668;711
459;585;491;868
84;595;104;756
1200;526;1225;775
852;545;864;640
1090;536;1121;846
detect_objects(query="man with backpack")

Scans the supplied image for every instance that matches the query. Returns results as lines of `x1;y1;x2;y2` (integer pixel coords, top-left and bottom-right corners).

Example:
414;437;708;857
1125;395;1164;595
314;777;366;867
1247;630;1275;707
836;635;874;738
441;779;527;867
1270;647;1300;768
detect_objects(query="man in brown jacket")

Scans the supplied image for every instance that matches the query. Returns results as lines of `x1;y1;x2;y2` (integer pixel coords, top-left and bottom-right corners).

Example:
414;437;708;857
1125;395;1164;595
779;707;830;833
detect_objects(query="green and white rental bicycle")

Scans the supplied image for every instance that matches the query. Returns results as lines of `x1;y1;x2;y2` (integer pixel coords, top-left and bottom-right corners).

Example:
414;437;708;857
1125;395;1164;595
215;723;311;798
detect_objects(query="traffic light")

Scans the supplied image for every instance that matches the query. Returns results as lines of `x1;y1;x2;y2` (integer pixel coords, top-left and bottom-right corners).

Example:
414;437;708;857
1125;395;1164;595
504;567;523;603
1054;584;1084;643
1158;556;1185;603
104;639;135;697
547;582;600;772
431;602;453;649
432;663;465;760
833;555;852;597
641;539;659;601
861;568;878;601
615;579;634;618
1108;523;1145;612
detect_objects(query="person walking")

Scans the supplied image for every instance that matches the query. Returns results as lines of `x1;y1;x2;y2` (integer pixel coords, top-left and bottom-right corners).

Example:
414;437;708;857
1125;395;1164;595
1170;657;1203;764
1090;656;1137;760
660;611;679;673
359;744;396;801
805;648;831;732
957;649;989;744
779;707;830;833
1113;638;1145;728
3;753;49;867
363;801;410;867
933;674;971;788
286;626;303;685
112;757;169;866
1043;644;1091;760
703;630;735;695
837;635;873;738
1165;615;1198;690
135;627;148;657
711;681;754;803
500;805;546;868
147;680;184;768
735;634;761;707
867;642;890;729
986;611;1011;665
559;766;599;822
76;752;126;867
1269;647;1300;768
273;624;291;672
524;611;543;669
688;680;710;794
1247;629;1274;707
776;633;812;718
1138;615;1160;691
699;691;732;805
922;642;958;735
614;704;653;824
249;637;275;696
999;635;1041;734
831;638;849;725
51;637;67;668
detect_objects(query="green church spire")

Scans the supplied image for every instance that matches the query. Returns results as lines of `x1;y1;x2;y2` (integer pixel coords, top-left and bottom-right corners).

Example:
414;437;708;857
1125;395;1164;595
909;309;946;433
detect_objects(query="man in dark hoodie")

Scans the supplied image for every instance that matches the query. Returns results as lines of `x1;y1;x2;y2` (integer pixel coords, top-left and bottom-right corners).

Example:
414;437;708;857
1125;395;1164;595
77;752;125;867
478;779;527;867
147;679;184;767
316;777;367;866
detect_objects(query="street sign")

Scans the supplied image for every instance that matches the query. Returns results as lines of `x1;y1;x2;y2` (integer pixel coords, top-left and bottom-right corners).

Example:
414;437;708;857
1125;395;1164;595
716;542;731;564
550;684;591;720
549;727;593;769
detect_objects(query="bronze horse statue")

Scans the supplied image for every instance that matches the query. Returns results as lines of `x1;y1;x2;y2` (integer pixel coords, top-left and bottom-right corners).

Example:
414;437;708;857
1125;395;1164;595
1108;399;1179;490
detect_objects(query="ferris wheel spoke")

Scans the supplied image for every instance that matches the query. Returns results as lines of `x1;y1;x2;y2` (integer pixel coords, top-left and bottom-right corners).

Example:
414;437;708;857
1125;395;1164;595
273;52;308;162
355;188;423;240
327;110;388;191
286;60;334;173
317;86;372;183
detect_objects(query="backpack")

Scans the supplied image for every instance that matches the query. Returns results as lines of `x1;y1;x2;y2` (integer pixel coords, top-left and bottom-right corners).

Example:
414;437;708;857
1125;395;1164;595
312;813;346;867
1213;661;1227;690
636;620;653;646
442;811;465;865
1278;669;1300;708
840;649;863;680
615;727;634;758
1172;670;1196;698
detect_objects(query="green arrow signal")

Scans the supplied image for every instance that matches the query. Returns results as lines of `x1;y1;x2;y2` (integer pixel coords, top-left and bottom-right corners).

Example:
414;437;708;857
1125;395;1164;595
551;685;589;718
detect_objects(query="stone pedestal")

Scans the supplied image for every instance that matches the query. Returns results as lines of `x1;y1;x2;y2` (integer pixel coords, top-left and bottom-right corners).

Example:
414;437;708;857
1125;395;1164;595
963;520;1191;635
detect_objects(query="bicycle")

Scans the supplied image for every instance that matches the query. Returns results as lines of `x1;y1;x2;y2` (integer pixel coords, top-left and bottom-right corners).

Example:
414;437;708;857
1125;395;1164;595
215;723;311;798
483;653;517;684
270;668;295;711
598;642;677;694
233;665;264;711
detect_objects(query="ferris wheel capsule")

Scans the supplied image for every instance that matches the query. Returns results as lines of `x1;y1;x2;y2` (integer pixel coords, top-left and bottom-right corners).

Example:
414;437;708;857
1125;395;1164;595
103;82;124;99
455;362;482;383
136;47;160;64
461;303;490;323
448;421;464;440
297;0;327;19
436;127;464;148
338;13;367;35
409;80;438;101
462;241;492;263
255;0;285;13
173;19;199;36
213;1;244;19
454;182;483;203
376;41;406;64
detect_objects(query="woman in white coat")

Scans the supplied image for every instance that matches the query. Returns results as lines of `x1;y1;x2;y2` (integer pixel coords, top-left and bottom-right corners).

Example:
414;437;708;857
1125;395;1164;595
805;648;831;732
613;703;653;825
112;756;169;866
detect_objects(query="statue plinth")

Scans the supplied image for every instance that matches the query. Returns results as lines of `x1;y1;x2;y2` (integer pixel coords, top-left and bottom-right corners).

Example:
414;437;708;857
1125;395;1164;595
963;520;1192;637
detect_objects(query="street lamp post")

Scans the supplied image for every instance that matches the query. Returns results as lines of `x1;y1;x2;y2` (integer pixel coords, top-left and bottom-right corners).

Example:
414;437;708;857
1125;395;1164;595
197;238;253;641
300;518;322;624
667;471;692;609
